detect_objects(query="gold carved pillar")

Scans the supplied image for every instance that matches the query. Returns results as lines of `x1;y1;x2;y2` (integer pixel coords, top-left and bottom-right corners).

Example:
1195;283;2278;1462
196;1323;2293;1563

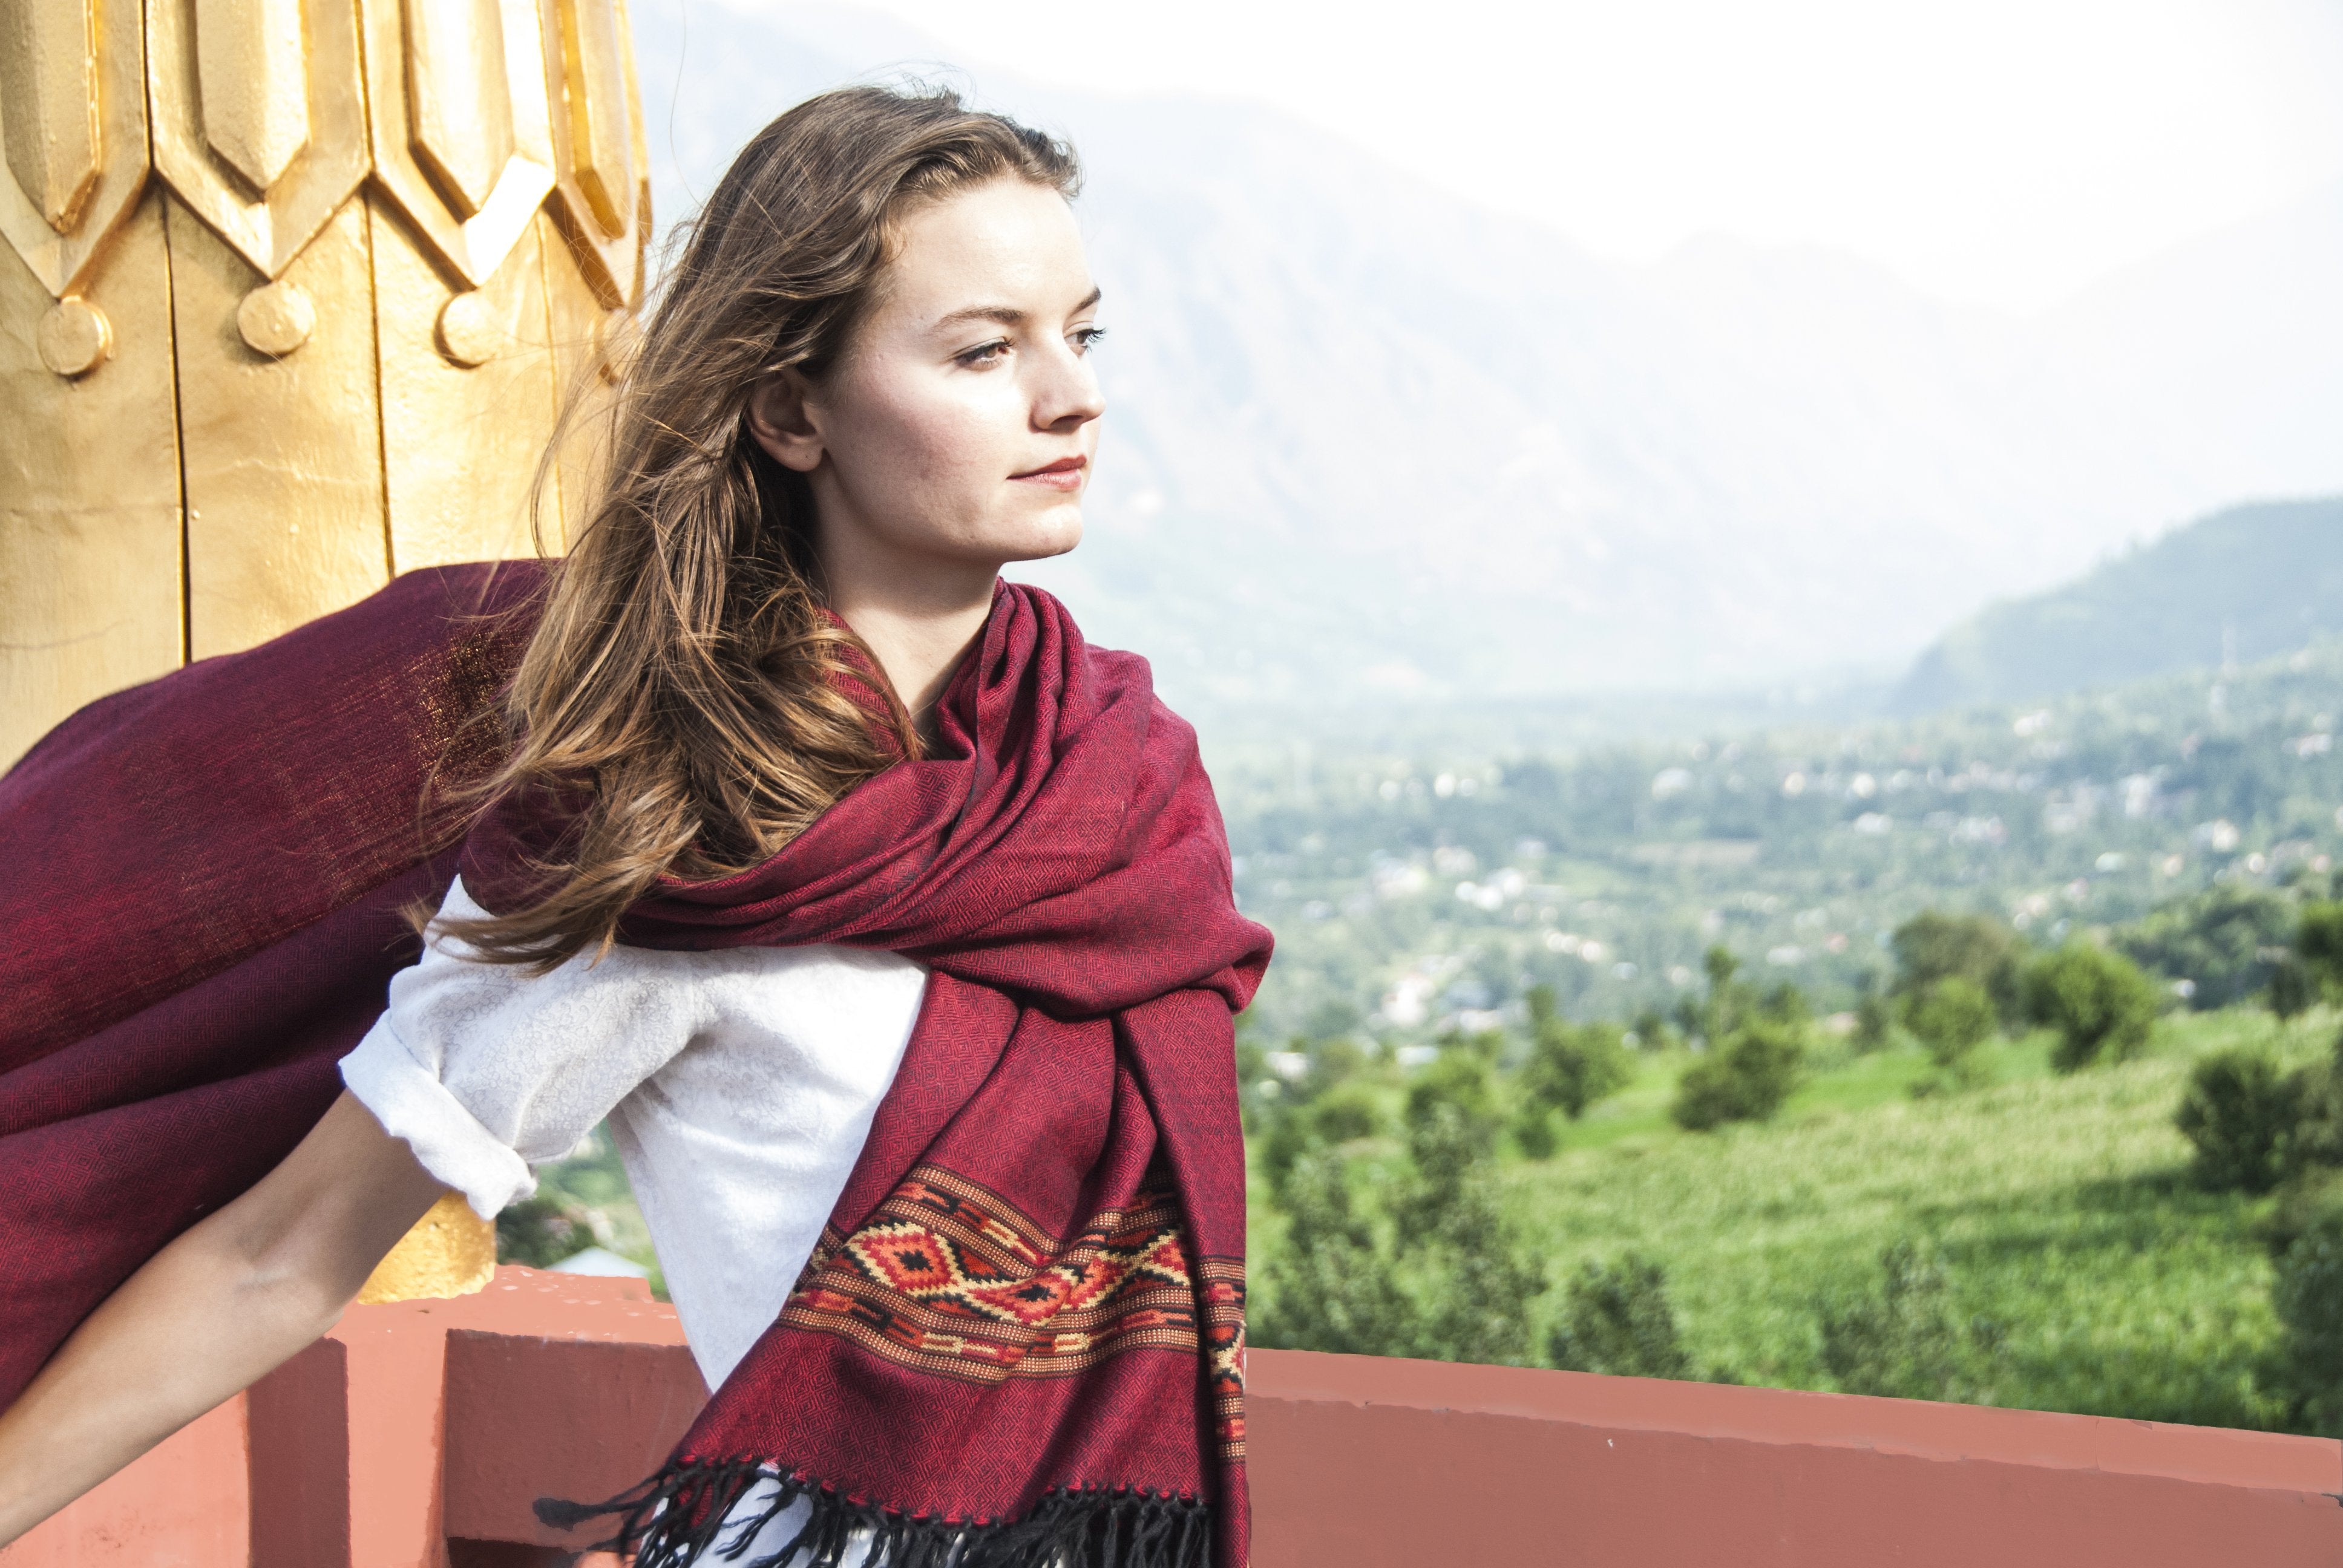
0;0;647;764
1;0;651;1296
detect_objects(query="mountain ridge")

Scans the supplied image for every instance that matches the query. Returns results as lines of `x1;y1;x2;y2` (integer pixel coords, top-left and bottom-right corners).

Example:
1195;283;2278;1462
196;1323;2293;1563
1890;495;2343;716
629;1;2343;707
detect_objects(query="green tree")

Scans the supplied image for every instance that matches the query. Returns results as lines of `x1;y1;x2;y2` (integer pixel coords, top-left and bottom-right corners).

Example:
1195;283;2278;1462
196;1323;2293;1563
1902;976;1998;1091
1699;945;1752;1041
1396;1097;1548;1366
1850;972;1896;1054
2280;1036;2343;1172
2174;1047;2304;1194
2116;884;2296;1011
1671;1015;1807;1131
1259;1081;1389;1201
2273;1209;2343;1436
2023;944;2162;1073
1405;1042;1502;1149
1257;1148;1416;1356
2298;901;2343;998
2270;957;2319;1022
1546;1254;1694;1380
1817;1240;2002;1402
1259;1051;1547;1367
496;1194;596;1269
1514;986;1633;1157
2272;897;2343;1040
1890;911;2025;1024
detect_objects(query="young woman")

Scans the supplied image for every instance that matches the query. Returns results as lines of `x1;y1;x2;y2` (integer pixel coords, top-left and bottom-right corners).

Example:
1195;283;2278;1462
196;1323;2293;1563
0;87;1268;1567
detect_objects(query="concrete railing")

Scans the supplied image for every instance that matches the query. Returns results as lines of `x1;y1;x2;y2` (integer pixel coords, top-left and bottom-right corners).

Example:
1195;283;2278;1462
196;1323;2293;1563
5;1267;2338;1566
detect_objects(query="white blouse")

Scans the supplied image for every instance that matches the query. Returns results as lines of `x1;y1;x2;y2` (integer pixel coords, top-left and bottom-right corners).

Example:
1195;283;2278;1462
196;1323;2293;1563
339;876;929;1391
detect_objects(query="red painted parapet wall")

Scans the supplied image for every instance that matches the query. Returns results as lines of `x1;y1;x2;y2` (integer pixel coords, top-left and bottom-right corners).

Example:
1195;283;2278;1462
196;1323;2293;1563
4;1267;2338;1567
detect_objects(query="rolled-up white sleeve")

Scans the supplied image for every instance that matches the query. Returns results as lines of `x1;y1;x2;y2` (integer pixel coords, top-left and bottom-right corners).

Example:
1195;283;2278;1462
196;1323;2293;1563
339;876;706;1220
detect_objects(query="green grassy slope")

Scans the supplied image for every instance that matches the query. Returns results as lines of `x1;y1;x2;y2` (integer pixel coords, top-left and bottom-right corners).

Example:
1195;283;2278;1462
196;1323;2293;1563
1251;1007;2328;1430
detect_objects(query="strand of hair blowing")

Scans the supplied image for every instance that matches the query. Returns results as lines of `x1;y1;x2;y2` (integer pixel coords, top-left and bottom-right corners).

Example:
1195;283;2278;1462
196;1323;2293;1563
436;87;1081;968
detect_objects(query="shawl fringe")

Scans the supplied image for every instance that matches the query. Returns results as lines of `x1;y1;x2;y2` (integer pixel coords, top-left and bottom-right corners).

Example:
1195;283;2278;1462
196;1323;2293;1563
536;1460;1214;1568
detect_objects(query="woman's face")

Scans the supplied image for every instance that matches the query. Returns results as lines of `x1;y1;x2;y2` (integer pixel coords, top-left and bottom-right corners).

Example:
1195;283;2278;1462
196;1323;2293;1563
750;177;1106;585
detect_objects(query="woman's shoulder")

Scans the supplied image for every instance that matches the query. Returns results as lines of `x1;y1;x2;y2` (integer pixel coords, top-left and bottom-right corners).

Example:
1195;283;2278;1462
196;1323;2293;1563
425;877;923;987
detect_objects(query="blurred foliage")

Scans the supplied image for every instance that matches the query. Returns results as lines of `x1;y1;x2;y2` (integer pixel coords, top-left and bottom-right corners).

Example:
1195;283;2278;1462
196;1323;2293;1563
1816;1240;2004;1402
1546;1254;1697;1380
1515;985;1634;1156
1902;976;2000;1093
2272;1209;2343;1436
2116;882;2305;1011
1237;1004;2325;1431
1891;912;2025;1025
522;1127;665;1296
2024;944;2163;1072
1673;1015;1807;1131
1256;1034;1545;1365
2175;1046;2305;1194
495;1193;599;1270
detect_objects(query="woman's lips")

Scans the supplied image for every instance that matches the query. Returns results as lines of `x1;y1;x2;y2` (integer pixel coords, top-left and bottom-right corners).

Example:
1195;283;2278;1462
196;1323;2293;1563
1012;456;1086;492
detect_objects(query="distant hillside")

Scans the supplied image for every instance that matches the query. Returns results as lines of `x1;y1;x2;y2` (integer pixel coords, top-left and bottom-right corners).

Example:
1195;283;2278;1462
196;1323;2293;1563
1890;497;2343;714
629;2;2343;702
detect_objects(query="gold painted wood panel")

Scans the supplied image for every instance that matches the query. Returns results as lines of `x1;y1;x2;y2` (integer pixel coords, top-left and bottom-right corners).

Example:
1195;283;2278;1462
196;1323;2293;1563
359;0;555;290
0;0;151;298
0;188;186;770
169;192;390;659
538;0;645;309
148;0;369;281
0;0;103;232
535;205;617;550
373;200;557;571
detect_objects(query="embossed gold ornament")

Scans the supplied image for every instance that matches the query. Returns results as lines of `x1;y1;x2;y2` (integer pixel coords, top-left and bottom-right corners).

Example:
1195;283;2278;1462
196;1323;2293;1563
542;0;647;307
35;295;109;374
361;0;558;290
234;277;313;355
0;0;101;232
0;0;151;297
148;0;372;281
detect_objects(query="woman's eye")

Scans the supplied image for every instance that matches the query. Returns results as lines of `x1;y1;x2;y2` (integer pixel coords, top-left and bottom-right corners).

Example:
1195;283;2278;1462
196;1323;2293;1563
958;339;1011;367
1072;326;1107;354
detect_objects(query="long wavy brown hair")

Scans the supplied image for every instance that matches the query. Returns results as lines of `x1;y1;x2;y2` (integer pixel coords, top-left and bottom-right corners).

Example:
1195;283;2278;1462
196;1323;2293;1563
435;85;1080;966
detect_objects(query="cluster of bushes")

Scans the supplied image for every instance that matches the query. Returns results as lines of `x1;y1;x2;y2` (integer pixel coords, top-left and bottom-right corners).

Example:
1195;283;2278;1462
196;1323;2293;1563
1815;1240;2005;1402
1249;1013;2007;1402
1882;909;2166;1091
2155;896;2343;1431
1245;885;2343;1423
1265;1077;2004;1403
2172;898;2343;1192
1252;1034;1546;1364
1668;947;1812;1131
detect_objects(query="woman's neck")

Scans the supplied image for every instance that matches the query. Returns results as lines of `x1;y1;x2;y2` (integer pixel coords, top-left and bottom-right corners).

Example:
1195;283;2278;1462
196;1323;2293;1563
819;547;997;746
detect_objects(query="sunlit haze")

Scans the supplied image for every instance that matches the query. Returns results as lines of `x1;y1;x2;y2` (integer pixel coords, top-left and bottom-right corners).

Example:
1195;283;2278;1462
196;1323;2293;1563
730;0;2343;311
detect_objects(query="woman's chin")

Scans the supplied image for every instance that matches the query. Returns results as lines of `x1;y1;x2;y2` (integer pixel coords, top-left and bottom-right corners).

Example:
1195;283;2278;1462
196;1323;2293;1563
994;510;1084;564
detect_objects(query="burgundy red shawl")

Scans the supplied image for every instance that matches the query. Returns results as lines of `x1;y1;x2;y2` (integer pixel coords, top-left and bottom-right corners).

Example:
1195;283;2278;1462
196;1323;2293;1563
0;563;1270;1568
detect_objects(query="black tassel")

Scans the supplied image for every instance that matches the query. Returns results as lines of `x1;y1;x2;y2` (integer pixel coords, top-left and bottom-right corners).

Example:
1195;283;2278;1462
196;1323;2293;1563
535;1462;1215;1568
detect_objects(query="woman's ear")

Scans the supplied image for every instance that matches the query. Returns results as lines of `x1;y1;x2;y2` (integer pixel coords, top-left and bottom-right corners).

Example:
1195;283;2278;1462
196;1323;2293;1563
746;370;825;472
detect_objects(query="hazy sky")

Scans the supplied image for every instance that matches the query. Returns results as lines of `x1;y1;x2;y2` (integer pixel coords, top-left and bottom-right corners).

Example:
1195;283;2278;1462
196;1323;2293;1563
745;0;2343;312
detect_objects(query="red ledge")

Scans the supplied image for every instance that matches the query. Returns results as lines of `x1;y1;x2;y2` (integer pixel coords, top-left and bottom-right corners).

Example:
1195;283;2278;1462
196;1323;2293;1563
1250;1348;2343;1495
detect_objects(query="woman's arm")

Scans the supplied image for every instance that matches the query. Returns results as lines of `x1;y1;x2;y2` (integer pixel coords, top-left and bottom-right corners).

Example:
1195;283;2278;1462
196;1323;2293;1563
0;1093;447;1545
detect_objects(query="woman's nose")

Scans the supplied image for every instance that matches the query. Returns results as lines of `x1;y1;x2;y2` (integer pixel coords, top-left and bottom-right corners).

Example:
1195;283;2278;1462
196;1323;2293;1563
1032;342;1106;430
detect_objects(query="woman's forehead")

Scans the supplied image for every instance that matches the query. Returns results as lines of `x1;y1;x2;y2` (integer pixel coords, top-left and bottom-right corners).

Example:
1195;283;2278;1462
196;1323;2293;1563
883;180;1095;326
